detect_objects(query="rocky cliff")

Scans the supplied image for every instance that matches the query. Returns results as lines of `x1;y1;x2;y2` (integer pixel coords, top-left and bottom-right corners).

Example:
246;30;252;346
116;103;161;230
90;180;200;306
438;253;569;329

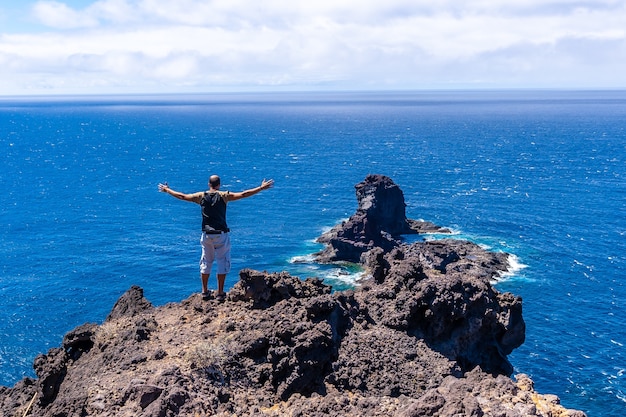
0;175;586;417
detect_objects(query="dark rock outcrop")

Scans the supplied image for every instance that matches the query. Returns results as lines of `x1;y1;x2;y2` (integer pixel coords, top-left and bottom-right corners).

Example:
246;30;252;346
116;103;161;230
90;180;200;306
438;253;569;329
0;175;585;417
359;241;524;376
106;285;153;322
0;271;581;417
316;174;450;263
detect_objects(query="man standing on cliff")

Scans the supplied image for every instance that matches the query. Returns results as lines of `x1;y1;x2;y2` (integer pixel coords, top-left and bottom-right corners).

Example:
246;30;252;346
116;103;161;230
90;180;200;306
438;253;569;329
158;175;274;301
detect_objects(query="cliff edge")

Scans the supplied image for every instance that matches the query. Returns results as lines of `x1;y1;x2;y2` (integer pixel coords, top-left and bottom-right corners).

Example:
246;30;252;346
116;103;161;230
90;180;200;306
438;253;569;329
0;175;586;417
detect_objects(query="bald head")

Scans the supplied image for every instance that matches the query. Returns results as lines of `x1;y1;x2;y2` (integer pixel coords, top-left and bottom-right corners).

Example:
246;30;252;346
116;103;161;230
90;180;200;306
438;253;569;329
209;175;221;190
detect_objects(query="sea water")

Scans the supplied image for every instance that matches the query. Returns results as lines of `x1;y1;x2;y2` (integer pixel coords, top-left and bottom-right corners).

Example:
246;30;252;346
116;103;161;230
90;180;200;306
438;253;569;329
0;91;624;416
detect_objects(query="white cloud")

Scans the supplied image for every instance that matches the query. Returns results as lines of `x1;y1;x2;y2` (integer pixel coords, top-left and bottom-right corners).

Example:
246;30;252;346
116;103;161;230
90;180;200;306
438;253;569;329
0;0;625;95
32;1;99;29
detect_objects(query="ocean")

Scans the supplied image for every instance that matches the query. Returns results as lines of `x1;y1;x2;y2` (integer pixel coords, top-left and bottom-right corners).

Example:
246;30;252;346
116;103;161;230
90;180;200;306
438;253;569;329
0;91;624;416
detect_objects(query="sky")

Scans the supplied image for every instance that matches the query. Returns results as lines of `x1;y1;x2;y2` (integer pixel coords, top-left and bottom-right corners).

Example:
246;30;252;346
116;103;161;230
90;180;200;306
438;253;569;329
0;0;625;95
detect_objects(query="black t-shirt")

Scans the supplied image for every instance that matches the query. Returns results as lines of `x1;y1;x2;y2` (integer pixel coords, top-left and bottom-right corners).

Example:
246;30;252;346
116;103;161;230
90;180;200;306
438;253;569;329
200;191;229;232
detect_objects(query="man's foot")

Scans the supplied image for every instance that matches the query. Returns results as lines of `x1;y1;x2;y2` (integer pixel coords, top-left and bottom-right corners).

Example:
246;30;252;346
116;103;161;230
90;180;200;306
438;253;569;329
201;291;211;300
215;292;226;302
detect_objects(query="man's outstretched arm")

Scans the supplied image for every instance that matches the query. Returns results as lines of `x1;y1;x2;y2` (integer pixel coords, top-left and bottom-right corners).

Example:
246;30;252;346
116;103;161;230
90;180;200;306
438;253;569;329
158;182;198;202
228;179;274;201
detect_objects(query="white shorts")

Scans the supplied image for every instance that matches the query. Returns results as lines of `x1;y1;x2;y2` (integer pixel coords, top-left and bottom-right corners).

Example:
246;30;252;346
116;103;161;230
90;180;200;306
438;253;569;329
199;232;231;275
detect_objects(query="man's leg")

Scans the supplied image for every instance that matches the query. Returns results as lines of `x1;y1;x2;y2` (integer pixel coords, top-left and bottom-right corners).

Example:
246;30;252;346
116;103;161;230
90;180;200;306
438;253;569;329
201;273;210;294
214;234;231;300
200;233;215;296
217;273;226;296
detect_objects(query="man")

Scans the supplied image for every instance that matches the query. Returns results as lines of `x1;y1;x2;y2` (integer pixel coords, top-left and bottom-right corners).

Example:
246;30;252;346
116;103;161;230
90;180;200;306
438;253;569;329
158;175;274;301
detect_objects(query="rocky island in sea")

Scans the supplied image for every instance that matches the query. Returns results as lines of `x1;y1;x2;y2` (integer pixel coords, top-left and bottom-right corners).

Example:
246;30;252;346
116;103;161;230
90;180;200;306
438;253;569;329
0;174;586;417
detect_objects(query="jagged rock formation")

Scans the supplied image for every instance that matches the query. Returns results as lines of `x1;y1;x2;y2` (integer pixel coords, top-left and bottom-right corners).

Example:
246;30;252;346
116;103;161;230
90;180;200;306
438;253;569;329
0;175;586;417
0;276;584;417
316;174;451;263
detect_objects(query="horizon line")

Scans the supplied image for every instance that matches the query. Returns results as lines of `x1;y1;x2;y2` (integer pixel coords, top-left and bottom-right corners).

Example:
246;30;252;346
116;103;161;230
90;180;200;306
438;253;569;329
2;87;626;101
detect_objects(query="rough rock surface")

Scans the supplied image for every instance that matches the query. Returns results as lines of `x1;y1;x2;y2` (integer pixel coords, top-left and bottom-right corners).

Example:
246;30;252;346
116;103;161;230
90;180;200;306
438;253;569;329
315;174;451;263
0;175;586;417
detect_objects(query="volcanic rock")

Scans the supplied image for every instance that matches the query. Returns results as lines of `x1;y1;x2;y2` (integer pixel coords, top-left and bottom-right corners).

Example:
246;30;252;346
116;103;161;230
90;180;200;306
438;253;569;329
0;175;586;417
315;174;450;263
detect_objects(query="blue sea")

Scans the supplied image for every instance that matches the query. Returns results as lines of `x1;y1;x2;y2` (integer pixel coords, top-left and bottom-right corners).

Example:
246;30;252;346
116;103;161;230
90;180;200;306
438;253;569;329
1;91;624;416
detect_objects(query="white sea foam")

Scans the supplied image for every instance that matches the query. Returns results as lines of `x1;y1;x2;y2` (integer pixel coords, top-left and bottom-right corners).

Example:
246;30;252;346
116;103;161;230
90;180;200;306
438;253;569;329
420;229;463;242
493;253;528;283
505;253;528;275
290;254;316;264
319;268;366;286
288;253;366;288
319;226;334;234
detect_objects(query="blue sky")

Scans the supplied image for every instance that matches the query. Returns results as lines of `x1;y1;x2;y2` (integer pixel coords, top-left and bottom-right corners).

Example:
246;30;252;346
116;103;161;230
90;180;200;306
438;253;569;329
1;0;625;95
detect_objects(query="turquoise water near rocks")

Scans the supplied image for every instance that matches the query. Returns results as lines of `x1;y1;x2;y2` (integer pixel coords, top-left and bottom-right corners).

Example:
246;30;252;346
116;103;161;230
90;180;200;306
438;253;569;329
1;91;624;416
